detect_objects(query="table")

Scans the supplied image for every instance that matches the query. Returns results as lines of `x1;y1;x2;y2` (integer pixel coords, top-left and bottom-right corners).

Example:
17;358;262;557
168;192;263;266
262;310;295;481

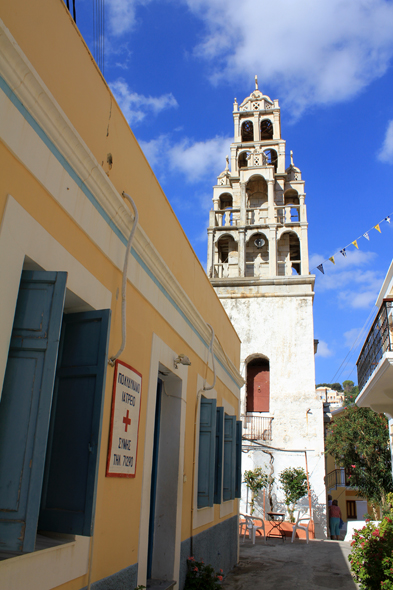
266;512;286;540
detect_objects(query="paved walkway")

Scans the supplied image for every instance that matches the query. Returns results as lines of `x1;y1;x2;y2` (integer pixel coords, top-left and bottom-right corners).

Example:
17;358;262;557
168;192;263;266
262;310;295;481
222;537;359;590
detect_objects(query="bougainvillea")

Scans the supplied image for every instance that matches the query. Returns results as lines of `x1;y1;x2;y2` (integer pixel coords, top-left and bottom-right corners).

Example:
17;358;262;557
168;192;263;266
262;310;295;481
325;405;393;514
349;517;393;589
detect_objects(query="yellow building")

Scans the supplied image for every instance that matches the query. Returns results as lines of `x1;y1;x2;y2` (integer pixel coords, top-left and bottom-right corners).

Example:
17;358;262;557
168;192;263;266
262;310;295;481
0;2;244;589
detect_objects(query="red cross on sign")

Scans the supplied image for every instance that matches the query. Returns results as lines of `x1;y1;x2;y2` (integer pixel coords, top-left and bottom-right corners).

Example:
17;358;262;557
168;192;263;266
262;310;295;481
123;409;131;432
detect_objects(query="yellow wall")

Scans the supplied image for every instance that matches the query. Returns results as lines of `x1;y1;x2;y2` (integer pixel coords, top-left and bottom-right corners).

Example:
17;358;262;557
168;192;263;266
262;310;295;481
0;0;240;364
0;1;243;588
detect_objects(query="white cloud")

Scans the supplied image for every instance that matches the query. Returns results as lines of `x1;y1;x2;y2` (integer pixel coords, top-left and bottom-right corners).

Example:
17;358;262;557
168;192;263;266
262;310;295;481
316;340;334;358
139;134;169;167
378;119;393;164
167;136;231;182
185;0;393;115
140;133;231;182
107;0;151;36
110;79;178;125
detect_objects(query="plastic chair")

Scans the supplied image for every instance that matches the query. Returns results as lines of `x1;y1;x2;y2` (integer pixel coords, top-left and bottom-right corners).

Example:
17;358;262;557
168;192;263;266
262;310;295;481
291;510;311;544
240;513;266;544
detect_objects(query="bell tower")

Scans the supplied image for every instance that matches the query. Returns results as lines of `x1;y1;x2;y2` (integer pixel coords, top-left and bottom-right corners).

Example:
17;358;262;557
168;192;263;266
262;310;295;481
207;76;310;281
207;78;326;538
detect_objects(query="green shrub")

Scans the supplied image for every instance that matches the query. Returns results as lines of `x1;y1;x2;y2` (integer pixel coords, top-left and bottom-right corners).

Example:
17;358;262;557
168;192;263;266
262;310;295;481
184;556;223;589
349;517;393;589
278;467;308;522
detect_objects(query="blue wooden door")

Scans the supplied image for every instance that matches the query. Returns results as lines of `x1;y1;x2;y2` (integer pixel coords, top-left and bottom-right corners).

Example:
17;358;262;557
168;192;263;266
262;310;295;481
0;271;67;552
38;310;111;536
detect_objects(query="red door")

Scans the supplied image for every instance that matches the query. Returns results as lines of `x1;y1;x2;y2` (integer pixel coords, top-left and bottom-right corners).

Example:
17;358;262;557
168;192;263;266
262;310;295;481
247;364;269;412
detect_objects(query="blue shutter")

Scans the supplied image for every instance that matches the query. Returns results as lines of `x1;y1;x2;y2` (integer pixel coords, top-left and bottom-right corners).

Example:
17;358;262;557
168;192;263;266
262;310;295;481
0;271;67;552
235;420;242;499
214;407;224;504
223;415;236;501
38;310;111;536
197;397;216;508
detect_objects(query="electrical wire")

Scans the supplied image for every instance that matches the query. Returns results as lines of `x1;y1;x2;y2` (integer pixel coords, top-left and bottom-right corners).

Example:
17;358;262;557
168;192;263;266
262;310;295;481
329;304;377;384
203;323;216;390
108;192;138;366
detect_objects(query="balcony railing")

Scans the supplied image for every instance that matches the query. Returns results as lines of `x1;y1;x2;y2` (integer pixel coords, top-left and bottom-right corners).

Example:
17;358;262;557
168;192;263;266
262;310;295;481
241;415;273;441
325;468;352;491
214;209;240;227
357;299;393;391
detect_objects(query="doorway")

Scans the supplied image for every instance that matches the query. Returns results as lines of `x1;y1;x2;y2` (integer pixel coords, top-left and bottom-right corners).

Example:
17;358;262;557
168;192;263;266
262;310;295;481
147;372;182;582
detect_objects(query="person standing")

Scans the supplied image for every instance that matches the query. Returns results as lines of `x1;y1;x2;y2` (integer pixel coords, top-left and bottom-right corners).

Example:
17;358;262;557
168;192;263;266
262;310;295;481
329;499;342;540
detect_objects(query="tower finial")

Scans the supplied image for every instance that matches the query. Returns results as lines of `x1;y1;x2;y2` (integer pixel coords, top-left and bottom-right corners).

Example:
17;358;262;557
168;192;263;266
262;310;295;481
255;75;258;90
290;150;294;166
225;155;229;170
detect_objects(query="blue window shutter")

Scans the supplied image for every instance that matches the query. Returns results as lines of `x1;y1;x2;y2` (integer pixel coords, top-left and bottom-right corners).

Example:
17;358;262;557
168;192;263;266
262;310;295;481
197;397;216;508
223;415;236;501
39;309;111;536
0;271;67;552
214;407;224;504
235;420;242;499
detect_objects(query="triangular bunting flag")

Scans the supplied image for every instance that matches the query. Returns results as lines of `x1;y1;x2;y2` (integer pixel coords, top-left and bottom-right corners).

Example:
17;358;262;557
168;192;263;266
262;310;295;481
385;216;391;224
340;249;347;257
352;240;359;249
363;232;369;241
329;256;335;265
375;224;381;233
317;264;324;274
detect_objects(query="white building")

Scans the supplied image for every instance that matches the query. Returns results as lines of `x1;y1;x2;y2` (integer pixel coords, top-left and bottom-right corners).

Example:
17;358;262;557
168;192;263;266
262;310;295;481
317;387;344;408
207;79;326;537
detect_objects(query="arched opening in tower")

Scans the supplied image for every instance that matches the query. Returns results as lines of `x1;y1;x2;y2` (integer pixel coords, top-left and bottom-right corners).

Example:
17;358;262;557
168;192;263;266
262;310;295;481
246;176;268;224
264;149;278;172
241;120;254;142
215;235;238;278
277;231;301;276
238;151;250;169
219;193;233;210
245;231;269;278
284;189;300;222
246;356;270;413
260;119;273;140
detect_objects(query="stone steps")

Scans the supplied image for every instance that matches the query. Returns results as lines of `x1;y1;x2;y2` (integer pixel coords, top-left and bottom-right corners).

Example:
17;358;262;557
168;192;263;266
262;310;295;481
146;579;176;590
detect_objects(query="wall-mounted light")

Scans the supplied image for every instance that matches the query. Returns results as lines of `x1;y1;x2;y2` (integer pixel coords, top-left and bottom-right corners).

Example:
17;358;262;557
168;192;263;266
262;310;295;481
174;354;191;369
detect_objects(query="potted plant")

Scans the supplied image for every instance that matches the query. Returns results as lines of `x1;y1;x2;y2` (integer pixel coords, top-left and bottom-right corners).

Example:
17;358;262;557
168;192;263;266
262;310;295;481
243;467;270;515
279;467;308;523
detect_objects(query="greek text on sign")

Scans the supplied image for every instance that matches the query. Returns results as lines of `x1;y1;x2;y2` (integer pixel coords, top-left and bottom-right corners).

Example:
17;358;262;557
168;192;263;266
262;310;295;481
106;360;142;477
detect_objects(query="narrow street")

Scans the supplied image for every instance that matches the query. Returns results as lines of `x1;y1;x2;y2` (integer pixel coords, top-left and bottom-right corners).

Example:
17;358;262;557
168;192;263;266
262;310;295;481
222;538;359;590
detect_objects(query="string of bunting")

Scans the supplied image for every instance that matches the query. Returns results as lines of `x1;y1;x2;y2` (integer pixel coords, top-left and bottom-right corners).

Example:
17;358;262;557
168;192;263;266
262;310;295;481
313;212;392;275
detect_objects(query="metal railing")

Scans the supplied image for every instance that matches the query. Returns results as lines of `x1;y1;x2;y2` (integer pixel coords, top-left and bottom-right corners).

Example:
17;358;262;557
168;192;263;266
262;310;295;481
241;415;273;441
325;468;352;491
357;299;393;391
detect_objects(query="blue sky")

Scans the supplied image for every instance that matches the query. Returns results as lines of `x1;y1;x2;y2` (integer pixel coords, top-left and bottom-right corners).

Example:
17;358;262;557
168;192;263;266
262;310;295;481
75;0;393;386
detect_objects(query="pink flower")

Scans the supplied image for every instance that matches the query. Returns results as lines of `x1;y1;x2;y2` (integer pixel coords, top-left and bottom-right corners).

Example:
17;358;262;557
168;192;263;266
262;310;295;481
193;567;198;572
188;556;195;561
351;541;355;546
217;575;223;581
220;569;223;573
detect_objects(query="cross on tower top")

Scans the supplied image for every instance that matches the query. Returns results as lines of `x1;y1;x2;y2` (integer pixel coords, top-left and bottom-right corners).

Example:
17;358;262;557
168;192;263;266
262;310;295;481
255;75;258;90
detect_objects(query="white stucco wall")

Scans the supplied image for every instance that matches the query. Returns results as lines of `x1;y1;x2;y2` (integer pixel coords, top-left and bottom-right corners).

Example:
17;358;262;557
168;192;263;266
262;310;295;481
218;289;327;538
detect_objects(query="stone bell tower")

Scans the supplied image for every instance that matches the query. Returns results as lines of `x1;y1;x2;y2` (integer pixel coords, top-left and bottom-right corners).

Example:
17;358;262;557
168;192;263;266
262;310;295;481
207;78;326;538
